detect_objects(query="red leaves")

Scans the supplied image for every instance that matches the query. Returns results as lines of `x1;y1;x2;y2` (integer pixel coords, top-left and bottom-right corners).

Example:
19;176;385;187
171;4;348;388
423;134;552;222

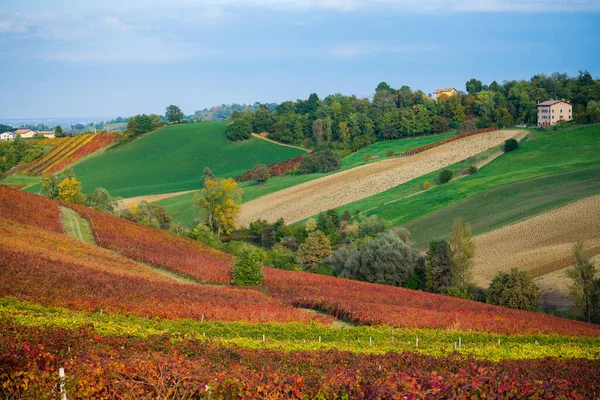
48;132;119;174
236;154;307;182
0;186;63;233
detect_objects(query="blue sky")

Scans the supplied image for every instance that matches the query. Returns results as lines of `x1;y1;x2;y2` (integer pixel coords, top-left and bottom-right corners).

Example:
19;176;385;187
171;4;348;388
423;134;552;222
1;0;599;118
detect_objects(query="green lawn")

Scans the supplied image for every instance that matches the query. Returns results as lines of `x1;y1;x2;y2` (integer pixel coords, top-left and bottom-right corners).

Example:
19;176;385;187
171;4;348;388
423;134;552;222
56;122;306;198
335;125;600;243
156;132;458;226
0;175;41;190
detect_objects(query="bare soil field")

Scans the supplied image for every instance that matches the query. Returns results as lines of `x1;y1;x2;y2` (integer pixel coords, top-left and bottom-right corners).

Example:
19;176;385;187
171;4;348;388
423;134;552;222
239;130;525;225
119;190;196;208
473;195;600;287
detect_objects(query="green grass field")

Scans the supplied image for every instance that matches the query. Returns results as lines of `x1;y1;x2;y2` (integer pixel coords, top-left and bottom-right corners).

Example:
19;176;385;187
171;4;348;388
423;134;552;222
64;122;306;198
335;125;600;243
157;132;456;226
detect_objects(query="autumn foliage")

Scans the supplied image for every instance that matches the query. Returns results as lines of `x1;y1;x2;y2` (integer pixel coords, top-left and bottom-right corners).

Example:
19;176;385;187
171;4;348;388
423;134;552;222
236;154;307;182
0;186;63;233
2;321;600;399
20;132;119;175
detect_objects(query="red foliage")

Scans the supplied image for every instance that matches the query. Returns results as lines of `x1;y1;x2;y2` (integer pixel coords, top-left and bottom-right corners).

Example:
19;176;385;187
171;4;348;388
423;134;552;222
0;218;311;324
2;321;600;399
264;268;600;336
0;186;63;233
47;132;119;173
67;204;234;284
402;127;498;156
236;154;307;182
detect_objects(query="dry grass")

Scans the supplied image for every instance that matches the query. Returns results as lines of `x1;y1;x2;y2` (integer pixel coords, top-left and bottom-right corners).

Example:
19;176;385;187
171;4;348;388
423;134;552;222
239;130;525;225
473;195;600;286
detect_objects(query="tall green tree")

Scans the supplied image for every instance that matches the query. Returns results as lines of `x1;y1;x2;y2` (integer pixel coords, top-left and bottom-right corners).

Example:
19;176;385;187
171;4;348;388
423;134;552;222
165;105;184;123
425;239;454;293
54;125;65;138
449;218;474;293
567;241;599;323
296;230;333;272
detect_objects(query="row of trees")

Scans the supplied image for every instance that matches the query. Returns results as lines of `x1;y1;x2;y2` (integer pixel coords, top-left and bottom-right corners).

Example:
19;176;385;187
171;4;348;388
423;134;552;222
225;72;600;149
0;136;43;173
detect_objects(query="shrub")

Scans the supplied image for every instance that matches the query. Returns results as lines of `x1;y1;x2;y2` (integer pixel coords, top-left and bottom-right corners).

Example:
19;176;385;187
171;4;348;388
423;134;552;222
231;243;265;286
504;138;519;153
423;181;431;190
250;164;270;184
297;156;316;174
362;153;372;163
296;230;333;272
468;165;478;174
267;244;296;270
385;149;394;157
487;268;539;311
226;118;252;141
438;169;453;184
314;150;341;173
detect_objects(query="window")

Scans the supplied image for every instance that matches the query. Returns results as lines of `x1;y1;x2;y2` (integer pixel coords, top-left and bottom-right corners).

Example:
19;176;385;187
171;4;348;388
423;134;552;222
552;109;554;113
552;116;554;119
560;109;563;113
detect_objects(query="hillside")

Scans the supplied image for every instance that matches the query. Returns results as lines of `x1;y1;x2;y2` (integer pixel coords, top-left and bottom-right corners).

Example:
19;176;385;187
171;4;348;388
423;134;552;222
62;122;306;198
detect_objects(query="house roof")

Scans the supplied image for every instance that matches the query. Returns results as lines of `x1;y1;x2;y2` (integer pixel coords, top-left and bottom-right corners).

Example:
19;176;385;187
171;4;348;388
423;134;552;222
37;131;54;136
537;99;572;107
15;129;34;134
434;88;456;94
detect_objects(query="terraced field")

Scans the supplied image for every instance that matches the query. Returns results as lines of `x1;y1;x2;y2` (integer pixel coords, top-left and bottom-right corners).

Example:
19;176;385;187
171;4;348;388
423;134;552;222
239;130;524;225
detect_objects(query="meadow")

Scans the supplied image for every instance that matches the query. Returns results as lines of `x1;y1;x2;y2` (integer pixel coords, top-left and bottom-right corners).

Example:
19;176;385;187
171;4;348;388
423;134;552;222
68;122;306;198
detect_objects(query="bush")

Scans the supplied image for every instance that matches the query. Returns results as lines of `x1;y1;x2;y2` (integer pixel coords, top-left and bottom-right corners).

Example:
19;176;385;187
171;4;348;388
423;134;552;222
250;164;270;184
226;118;252;141
386;149;394;157
362;153;372;163
504;138;519;153
468;165;478;174
231;243;265;286
438;169;453;184
423;181;431;190
314;150;341;172
267;244;296;270
487;268;539;311
297;156;316;174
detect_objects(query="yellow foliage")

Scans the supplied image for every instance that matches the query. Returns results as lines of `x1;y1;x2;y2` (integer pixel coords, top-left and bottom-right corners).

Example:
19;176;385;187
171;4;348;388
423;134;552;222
196;177;242;236
58;177;86;204
423;181;431;190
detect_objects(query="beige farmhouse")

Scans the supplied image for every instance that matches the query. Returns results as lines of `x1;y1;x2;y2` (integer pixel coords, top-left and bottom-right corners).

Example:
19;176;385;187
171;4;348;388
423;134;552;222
14;129;36;138
433;88;457;101
537;99;572;127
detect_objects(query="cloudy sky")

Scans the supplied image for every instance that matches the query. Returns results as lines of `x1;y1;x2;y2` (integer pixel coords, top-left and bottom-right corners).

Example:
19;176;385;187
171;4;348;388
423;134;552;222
0;0;599;118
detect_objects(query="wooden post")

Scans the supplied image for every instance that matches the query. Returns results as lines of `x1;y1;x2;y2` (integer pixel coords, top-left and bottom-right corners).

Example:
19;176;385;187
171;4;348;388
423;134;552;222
59;368;67;400
459;337;462;350
318;336;321;343
262;334;265;343
416;337;419;348
369;337;372;347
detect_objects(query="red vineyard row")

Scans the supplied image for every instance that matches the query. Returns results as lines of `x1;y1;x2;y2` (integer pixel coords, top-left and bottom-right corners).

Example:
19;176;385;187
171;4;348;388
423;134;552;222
0;186;63;233
67;203;234;284
48;132;119;173
0;218;312;324
235;154;307;182
264;268;600;337
2;321;600;399
402;127;498;156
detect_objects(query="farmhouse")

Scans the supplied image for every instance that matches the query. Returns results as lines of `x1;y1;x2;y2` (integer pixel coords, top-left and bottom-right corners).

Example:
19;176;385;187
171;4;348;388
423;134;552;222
14;129;36;138
433;88;457;101
537;99;572;127
37;130;55;138
0;132;15;141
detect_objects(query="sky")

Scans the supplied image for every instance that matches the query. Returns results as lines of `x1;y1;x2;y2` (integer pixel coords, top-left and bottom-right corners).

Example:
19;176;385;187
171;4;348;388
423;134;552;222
0;0;599;118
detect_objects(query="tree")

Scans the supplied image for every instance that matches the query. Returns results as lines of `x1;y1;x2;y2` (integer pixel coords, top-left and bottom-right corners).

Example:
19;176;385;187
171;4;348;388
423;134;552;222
297;156;316;174
438;169;453;184
338;121;350;146
362;153;372;163
567;241;599;323
449;218;474;293
232;243;264;286
54;125;65;138
267;244;296;270
250;164;270;185
127;114;155;135
196;177;242;236
342;230;421;287
312;118;324;144
504;138;519;153
587;100;600;122
226;118;252;141
459;120;477;133
487;268;539;311
85;187;121;214
466;78;483;95
58;177;86;204
165;105;185;123
314;150;341;172
296;230;333;272
425;240;454;293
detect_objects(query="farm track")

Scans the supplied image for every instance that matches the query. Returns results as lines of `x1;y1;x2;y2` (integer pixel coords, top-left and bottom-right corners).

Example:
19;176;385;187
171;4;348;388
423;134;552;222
239;130;525;225
251;133;311;152
473;194;600;286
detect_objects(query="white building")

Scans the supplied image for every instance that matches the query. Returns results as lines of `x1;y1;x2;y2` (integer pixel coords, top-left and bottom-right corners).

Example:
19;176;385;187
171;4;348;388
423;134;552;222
0;132;15;141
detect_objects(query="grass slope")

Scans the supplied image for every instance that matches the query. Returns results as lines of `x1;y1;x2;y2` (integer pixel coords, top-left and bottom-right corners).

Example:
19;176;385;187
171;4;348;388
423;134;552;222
336;125;600;240
157;132;457;226
60;206;95;244
70;122;305;198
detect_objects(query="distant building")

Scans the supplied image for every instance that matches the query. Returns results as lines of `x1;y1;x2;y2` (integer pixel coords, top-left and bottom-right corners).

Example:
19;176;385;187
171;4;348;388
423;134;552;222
0;132;15;141
537;99;572;127
433;88;457;101
14;129;36;138
37;130;56;138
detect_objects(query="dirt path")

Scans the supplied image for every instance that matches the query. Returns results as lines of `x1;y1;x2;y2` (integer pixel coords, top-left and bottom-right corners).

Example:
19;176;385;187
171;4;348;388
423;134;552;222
59;206;96;244
239;130;525;225
119;189;197;208
251;133;311;152
473;194;600;287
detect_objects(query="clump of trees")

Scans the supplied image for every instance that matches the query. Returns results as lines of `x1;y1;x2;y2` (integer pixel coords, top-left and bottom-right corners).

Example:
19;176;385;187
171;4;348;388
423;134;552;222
126;114;163;137
487;268;539;311
196;168;242;236
226;118;252;141
297;151;341;174
122;201;171;230
0;136;44;173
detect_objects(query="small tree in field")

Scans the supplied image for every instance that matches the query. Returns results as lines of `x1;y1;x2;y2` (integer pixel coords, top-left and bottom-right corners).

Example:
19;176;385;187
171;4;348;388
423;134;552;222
251;164;270;185
362;153;372;163
232;243;264;286
487;268;539;311
58;177;86;204
386;149;394;157
504;138;519;153
567;241;600;323
438;169;453;184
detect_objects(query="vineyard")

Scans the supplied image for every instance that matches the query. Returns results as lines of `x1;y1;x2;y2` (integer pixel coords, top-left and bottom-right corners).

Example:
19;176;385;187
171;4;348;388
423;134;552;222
0;185;63;233
2;320;600;399
19;132;119;175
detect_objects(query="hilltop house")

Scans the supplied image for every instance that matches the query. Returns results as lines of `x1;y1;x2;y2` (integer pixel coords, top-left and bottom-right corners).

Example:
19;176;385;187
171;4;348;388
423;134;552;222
433;88;457;101
37;130;55;138
14;129;36;138
0;132;15;141
537;99;572;127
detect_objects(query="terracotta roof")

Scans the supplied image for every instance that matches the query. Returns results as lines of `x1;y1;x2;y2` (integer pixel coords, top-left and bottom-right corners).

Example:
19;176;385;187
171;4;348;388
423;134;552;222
537;99;572;107
15;129;34;134
37;131;54;136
